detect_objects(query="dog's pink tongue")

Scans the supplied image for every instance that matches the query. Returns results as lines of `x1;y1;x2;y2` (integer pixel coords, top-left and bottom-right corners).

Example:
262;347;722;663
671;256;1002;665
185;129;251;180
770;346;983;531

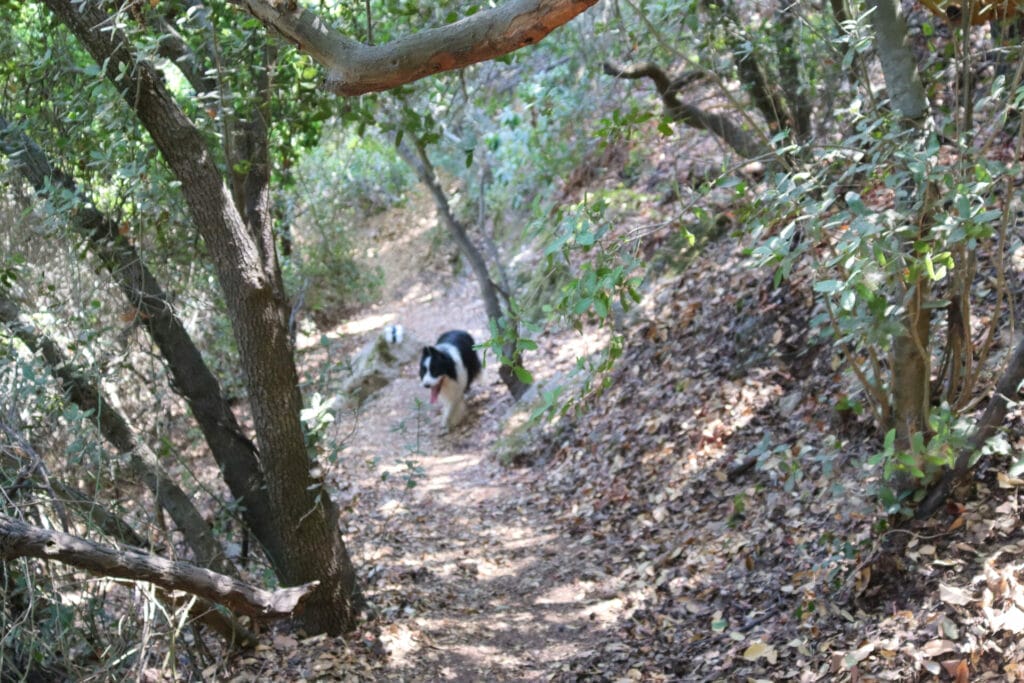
430;381;442;404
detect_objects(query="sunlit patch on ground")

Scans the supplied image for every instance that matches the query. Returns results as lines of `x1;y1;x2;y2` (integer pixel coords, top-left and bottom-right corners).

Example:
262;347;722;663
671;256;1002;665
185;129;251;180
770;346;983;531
336;312;398;338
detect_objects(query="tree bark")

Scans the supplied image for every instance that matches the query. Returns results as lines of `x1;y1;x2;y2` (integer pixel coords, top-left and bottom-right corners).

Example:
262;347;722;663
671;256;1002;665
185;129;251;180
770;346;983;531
39;0;360;633
891;279;932;454
866;0;935;475
0;115;277;557
867;0;929;119
775;2;812;140
0;514;315;619
232;0;598;95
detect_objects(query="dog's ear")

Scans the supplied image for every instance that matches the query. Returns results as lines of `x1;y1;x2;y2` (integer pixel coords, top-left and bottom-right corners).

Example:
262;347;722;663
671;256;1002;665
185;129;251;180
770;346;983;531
421;346;432;360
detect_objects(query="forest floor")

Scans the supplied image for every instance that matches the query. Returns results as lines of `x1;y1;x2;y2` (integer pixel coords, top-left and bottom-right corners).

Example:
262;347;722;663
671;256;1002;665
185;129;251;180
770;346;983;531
225;178;1024;682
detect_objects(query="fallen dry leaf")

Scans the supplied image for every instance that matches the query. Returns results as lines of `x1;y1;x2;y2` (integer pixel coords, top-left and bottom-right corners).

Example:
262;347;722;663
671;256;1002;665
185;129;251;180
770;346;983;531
939;583;973;606
843;643;875;668
941;659;970;683
920;639;957;657
742;640;776;662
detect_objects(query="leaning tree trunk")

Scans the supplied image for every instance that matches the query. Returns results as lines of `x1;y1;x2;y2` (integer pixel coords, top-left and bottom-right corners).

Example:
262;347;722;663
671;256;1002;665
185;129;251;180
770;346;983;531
398;138;531;400
40;0;361;633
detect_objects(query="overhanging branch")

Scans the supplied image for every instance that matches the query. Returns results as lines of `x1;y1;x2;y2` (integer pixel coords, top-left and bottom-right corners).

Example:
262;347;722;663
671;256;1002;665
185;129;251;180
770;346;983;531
232;0;598;95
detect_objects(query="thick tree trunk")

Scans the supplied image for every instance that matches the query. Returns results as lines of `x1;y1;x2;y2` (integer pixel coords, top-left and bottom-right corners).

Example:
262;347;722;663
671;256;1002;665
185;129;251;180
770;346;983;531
40;0;360;633
399;140;531;400
867;0;929;119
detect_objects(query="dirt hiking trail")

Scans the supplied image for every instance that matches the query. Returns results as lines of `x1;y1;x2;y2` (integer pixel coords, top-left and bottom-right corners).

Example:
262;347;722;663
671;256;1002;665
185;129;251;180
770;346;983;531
291;191;620;681
234;179;1024;682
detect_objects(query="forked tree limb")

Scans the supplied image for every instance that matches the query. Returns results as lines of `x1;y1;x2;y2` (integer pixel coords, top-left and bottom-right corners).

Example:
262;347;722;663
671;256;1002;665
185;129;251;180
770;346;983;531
916;334;1024;518
603;60;770;159
0;514;316;619
231;0;597;95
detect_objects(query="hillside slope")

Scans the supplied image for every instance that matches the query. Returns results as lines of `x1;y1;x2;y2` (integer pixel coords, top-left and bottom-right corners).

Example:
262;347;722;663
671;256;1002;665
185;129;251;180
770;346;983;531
231;183;1024;681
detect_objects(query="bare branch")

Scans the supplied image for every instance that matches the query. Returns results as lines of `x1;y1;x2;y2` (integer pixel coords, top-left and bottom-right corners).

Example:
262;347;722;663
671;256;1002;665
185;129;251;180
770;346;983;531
604;60;770;159
0;514;316;619
397;137;530;399
232;0;598;95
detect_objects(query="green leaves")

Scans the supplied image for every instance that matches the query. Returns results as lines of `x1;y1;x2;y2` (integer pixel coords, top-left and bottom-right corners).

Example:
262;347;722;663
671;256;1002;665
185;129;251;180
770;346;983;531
301;392;339;455
513;365;534;384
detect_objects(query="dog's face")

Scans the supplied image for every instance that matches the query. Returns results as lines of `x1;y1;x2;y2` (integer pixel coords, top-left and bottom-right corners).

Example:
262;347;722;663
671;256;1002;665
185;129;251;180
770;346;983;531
420;346;455;404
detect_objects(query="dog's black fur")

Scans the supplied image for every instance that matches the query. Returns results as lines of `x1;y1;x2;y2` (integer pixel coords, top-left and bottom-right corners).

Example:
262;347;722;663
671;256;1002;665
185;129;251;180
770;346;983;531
419;330;481;428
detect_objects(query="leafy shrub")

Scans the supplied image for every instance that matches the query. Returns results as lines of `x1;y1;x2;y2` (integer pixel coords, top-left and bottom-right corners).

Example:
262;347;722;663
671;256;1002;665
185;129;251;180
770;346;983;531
280;126;410;325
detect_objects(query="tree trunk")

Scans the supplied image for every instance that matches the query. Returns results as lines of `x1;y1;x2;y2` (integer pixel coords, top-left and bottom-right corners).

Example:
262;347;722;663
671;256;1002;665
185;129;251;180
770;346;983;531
867;0;934;464
398;139;531;400
775;2;812;140
892;280;932;453
702;0;792;134
867;0;929;119
39;0;361;633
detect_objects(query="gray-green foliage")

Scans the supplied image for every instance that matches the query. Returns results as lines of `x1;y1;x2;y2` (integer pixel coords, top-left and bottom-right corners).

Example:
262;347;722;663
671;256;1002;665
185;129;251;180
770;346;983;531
749;13;1024;509
0;316;146;680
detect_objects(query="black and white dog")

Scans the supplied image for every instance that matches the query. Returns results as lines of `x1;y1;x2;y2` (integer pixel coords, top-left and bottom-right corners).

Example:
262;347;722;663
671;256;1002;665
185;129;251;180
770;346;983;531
419;330;482;430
